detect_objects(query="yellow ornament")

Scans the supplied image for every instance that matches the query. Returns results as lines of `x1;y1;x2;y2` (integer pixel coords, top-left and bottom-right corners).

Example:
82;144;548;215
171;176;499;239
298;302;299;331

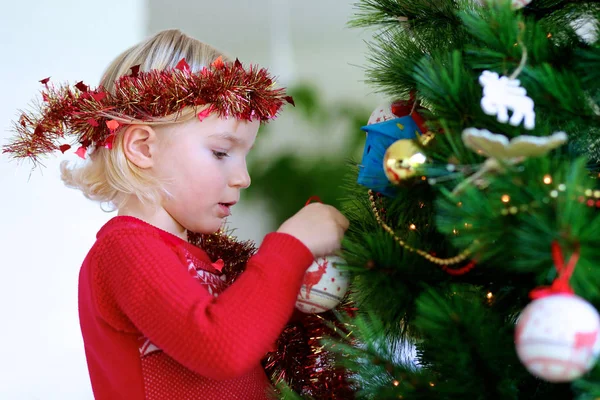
383;139;427;184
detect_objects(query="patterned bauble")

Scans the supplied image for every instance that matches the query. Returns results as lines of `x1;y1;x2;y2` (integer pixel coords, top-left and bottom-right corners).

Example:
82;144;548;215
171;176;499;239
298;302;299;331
515;294;600;382
295;256;350;314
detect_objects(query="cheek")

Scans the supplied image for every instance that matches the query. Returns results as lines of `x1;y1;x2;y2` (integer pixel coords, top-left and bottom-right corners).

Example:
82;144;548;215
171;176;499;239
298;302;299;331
181;155;227;193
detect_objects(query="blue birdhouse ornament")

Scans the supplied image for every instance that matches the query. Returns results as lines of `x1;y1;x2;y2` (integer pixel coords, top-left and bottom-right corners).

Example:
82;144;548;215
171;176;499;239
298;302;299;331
357;101;426;197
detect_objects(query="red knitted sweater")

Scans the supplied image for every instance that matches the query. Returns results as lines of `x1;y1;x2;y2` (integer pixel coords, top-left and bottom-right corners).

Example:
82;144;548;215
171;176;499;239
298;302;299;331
78;216;313;399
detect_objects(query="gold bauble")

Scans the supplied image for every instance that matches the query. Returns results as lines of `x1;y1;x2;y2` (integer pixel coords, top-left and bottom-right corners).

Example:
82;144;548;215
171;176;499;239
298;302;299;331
383;139;427;184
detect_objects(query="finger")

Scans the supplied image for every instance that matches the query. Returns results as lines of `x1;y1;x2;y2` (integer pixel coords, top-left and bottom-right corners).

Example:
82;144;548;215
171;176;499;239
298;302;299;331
334;212;350;230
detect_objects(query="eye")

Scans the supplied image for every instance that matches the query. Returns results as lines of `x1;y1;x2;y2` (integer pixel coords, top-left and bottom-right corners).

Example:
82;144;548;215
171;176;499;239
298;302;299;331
212;150;230;160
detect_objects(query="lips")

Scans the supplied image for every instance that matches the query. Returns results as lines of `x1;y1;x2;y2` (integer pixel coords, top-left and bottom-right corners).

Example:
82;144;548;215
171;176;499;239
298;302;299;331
218;201;237;216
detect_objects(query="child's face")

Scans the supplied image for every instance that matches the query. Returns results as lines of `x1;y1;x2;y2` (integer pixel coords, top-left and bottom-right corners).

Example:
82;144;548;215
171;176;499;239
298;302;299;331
154;114;260;234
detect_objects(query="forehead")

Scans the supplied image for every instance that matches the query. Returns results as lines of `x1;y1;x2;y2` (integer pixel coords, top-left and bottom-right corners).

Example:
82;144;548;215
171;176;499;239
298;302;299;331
173;113;260;143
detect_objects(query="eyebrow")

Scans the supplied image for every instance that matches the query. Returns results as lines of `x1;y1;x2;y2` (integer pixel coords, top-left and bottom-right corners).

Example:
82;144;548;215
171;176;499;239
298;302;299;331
208;132;255;149
208;132;243;145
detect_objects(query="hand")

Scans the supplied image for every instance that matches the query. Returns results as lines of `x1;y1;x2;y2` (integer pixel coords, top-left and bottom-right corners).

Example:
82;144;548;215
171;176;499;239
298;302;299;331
276;203;349;258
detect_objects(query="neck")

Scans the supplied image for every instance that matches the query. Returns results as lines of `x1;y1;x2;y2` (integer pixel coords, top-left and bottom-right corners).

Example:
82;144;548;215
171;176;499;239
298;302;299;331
118;196;187;241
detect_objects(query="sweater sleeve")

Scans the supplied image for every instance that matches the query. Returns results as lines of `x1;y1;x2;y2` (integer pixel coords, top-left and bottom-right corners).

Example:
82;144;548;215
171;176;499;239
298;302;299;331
93;229;313;380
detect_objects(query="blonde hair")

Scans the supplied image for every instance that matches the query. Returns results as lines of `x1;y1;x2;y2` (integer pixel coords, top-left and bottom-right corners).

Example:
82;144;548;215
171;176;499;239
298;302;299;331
61;29;229;209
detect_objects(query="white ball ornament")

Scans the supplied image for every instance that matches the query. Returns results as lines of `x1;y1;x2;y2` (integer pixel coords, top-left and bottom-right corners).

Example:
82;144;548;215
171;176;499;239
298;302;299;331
515;294;600;382
295;256;350;314
366;102;399;126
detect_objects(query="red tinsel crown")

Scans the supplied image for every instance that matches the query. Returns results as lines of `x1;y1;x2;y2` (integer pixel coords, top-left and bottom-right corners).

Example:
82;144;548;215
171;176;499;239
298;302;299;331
3;57;294;165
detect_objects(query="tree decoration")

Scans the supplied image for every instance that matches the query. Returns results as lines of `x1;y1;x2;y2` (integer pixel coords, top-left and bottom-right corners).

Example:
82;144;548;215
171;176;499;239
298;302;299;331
479;70;535;130
358;99;428;196
515;242;600;382
3;57;294;166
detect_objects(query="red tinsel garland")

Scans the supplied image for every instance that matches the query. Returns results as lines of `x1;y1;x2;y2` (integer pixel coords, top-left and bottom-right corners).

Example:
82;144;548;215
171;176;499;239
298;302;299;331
4;57;293;165
187;229;256;286
188;229;353;399
263;309;355;399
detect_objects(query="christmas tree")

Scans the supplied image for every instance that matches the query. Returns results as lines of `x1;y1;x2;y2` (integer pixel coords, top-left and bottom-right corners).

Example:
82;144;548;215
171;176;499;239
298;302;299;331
272;0;600;399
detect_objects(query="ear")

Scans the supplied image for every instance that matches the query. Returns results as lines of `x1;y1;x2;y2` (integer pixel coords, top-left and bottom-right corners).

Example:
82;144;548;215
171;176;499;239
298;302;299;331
122;125;159;169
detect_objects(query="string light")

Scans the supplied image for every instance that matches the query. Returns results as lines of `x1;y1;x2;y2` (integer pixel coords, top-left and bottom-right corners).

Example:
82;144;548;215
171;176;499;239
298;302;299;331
501;194;511;203
368;190;475;267
543;174;552;184
409;224;417;230
487;292;493;299
393;380;400;387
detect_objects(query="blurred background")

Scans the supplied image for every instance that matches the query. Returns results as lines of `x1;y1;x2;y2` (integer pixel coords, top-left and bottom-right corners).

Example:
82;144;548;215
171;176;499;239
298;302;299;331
0;0;383;398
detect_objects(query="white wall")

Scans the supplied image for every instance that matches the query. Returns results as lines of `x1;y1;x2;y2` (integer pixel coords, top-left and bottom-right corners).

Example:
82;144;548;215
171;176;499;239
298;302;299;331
0;1;381;398
0;1;145;398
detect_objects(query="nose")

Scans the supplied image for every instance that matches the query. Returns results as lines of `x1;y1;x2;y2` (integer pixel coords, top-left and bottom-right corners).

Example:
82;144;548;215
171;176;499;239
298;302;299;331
230;161;251;189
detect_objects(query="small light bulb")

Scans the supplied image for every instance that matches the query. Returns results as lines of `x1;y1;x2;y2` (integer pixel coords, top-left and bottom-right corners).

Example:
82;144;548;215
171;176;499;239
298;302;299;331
487;292;493;299
393;380;400;387
501;194;510;203
409;224;416;230
543;175;552;184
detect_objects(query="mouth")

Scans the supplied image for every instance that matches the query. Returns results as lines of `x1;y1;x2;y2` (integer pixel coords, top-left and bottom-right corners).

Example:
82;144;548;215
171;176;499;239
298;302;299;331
218;202;236;216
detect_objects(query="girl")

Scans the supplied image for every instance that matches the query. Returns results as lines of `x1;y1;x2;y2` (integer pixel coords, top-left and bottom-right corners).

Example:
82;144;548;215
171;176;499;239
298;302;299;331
4;29;348;399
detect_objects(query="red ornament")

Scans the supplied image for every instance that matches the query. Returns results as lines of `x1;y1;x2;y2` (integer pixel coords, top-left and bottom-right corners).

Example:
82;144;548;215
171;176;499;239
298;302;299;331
103;134;115;150
284;96;295;106
74;146;87;159
175;58;191;72
75;81;89;92
106;120;120;132
211;56;225;69
59;144;71;153
211;259;225;273
87;119;99;127
91;92;106;102
197;107;213;122
130;65;140;78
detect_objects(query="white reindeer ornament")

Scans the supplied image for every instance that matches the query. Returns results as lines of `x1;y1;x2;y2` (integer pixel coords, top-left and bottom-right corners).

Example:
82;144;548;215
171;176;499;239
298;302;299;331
479;70;536;130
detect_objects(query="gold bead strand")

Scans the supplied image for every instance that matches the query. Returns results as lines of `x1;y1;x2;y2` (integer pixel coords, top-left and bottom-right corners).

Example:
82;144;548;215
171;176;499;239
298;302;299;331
368;190;474;267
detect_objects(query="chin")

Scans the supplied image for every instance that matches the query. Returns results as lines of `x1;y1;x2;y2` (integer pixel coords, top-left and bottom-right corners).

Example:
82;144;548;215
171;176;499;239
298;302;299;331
185;220;223;235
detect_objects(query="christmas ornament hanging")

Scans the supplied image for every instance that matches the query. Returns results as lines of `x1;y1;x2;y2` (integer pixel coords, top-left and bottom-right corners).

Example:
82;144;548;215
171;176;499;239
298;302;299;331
515;242;600;382
383;139;427;184
479;70;535;130
357;98;428;196
295;256;350;314
515;294;600;382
